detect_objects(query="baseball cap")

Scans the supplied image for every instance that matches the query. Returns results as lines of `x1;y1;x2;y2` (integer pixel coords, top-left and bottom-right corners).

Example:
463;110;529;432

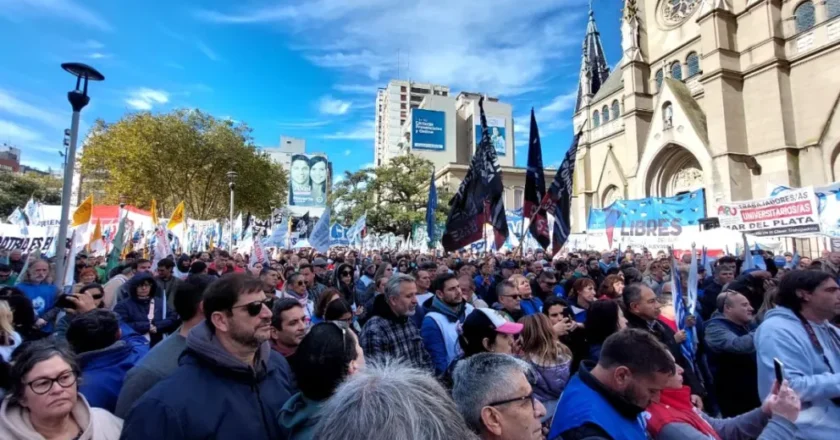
501;260;518;270
312;257;328;267
465;308;523;335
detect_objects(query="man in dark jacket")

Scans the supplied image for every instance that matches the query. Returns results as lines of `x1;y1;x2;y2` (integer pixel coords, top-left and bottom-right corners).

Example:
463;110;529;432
704;290;760;417
530;270;558;302
360;273;432;371
622;283;707;406
699;262;735;320
66;309;149;413
155;258;182;312
121;273;295;440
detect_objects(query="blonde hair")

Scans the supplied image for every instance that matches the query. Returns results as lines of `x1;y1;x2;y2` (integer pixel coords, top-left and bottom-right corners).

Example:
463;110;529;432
509;274;531;296
519;313;571;365
0;300;14;346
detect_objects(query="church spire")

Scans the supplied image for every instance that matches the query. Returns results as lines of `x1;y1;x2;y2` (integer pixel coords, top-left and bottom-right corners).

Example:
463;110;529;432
574;6;611;114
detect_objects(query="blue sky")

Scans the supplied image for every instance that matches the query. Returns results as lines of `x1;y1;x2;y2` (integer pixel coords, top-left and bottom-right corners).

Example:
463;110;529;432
0;0;623;182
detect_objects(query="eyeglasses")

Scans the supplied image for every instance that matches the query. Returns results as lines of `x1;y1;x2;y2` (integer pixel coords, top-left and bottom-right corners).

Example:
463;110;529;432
341;271;353;277
487;392;538;413
26;371;77;395
232;298;274;316
295;281;305;286
91;294;104;300
502;294;522;301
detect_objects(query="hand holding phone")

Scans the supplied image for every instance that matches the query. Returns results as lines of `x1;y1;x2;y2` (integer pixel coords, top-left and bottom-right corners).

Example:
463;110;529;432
774;358;785;386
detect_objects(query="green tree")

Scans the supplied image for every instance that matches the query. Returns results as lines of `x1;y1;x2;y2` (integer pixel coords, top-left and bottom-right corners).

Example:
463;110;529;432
81;109;287;219
0;171;62;217
330;154;452;236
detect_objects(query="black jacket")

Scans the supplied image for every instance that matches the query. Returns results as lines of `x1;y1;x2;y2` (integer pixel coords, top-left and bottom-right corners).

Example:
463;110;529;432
704;312;760;417
625;312;706;397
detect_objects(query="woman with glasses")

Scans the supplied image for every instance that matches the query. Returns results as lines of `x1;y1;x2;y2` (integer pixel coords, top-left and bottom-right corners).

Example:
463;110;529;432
331;263;358;306
0;339;123;439
325;299;362;334
279;321;364;439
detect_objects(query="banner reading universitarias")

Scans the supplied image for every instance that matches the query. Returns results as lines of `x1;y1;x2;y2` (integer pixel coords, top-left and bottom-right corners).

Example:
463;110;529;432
768;182;840;237
717;186;820;237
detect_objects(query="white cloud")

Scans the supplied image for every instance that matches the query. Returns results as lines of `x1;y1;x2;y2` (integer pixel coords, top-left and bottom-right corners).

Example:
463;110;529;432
0;0;113;31
318;96;352;115
277;120;331;129
125;88;170;111
0;89;66;129
196;40;220;61
0;120;42;143
540;90;578;114
81;39;104;49
333;84;378;94
195;0;583;97
88;52;111;59
513;89;577;135
343;149;351;156
323;121;375;140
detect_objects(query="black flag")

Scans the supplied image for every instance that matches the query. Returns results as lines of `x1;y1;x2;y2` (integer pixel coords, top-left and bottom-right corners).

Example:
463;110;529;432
524;109;548;249
441;97;508;251
535;132;581;253
295;212;311;239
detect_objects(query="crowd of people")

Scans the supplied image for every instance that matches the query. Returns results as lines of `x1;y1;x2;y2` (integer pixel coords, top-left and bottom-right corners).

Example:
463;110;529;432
0;244;835;439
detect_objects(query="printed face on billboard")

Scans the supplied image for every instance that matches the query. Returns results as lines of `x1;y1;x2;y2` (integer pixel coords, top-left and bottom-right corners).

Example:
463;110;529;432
476;116;506;156
289;154;330;207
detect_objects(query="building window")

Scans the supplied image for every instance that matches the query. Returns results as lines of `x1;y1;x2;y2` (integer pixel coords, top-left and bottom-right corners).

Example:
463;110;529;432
686;52;700;77
593;110;601;128
400;86;407;92
442;91;448;96
611;100;620;119
671;61;683;81
400;103;407;109
602;105;610;123
828;0;840;19
655;69;664;92
795;1;816;32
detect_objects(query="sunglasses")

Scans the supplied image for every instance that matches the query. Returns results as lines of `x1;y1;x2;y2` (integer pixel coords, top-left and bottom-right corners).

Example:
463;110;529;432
328;321;348;353
341;271;353;277
295;281;306;286
503;294;523;301
232;298;274;316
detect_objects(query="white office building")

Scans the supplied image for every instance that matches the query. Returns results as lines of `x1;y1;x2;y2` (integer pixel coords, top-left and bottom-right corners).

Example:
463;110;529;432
374;80;450;167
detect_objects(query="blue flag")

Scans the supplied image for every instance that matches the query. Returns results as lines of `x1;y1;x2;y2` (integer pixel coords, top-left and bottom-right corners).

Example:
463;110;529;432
310;207;331;253
671;252;697;371
427;168;437;248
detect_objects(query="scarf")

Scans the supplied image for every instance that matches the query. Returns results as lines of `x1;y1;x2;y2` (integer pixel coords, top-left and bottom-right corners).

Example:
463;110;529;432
645;386;720;440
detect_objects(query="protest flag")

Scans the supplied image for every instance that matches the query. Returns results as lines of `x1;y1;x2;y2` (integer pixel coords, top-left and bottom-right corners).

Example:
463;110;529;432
426;168;437;248
310;207;331;253
534;132;582;253
441;97;508;251
524;109;549;249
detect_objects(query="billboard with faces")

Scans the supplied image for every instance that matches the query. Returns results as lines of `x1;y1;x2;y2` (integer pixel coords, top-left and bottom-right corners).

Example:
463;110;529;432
288;154;330;207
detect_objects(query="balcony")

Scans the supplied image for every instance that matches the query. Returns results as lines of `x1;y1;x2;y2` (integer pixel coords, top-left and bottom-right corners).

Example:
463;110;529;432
588;118;624;143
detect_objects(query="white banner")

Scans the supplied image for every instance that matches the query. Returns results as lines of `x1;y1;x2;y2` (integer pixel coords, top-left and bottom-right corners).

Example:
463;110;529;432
717;187;821;237
768;182;840;237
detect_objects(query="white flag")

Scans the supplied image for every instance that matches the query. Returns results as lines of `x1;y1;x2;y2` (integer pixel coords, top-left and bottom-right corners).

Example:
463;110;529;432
23;198;42;226
266;218;289;249
309;207;331;253
347;213;366;244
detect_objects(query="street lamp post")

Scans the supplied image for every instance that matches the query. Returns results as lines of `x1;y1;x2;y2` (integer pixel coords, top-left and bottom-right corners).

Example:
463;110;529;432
227;171;238;249
54;63;104;288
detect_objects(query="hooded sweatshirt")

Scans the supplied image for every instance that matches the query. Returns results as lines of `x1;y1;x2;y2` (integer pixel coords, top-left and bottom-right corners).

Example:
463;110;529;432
76;340;149;413
755;306;840;440
113;272;178;344
421;297;474;375
277;393;322;440
0;394;122;440
120;321;295;440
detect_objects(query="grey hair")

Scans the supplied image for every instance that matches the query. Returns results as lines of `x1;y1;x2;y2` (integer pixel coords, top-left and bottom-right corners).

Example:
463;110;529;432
452;353;533;433
384;273;415;300
8;339;81;405
312;359;478;440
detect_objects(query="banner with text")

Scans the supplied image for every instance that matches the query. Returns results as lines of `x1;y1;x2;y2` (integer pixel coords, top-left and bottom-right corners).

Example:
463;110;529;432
412;109;446;151
586;189;705;251
768;182;840;237
717;186;820;237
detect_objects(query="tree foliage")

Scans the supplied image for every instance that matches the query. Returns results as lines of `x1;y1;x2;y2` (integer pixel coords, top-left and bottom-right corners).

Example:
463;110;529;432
330;154;452;236
0;171;62;217
81;109;287;219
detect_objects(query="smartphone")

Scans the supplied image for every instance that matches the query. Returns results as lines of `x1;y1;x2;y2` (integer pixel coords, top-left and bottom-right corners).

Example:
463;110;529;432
773;357;785;384
56;294;76;310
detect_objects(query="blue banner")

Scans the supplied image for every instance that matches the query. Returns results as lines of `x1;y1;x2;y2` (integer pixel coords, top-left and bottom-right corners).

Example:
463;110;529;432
412;109;446;151
474;116;506;156
587;189;705;251
330;223;350;246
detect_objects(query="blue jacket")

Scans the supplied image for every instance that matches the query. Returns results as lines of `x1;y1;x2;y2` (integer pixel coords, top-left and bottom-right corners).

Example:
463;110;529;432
120;321;296;440
77;340;148;412
421;297;472;376
114;273;179;338
521;297;544;316
549;362;647;440
278;393;322;440
756;307;840;440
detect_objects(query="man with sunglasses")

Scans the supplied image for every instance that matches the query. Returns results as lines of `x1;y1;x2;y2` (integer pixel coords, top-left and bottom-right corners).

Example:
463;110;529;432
497;280;524;323
452;353;547;440
531;271;558;302
121;274;295;440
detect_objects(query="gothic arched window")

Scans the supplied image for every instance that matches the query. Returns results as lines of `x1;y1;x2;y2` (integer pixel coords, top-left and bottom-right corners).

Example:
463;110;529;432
827;0;840;19
671;61;683;81
593;110;600;128
655;69;664;92
795;1;816;32
602;105;610;123
611;100;620;119
686;52;700;77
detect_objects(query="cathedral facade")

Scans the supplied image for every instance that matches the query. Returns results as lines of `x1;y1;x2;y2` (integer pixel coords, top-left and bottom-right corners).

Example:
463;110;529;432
570;0;840;232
